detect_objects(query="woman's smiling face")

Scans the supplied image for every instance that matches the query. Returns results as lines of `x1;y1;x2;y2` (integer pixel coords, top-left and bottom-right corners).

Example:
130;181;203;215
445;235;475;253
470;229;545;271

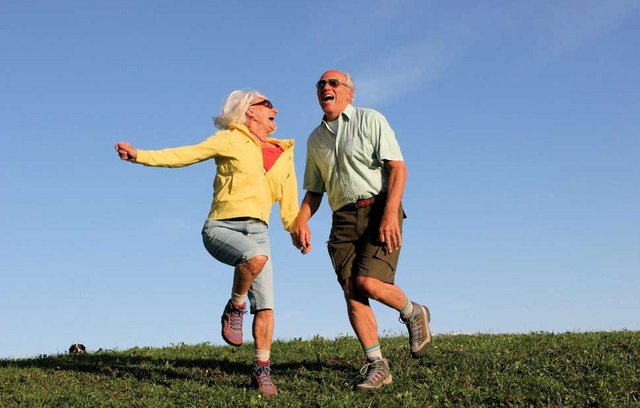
247;97;278;136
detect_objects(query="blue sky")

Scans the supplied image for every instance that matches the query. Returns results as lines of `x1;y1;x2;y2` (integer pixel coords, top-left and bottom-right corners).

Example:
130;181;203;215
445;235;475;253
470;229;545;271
2;0;639;359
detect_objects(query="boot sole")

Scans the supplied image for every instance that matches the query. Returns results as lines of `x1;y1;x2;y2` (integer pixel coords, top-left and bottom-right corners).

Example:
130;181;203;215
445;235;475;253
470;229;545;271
221;317;242;347
355;374;393;392
411;305;432;358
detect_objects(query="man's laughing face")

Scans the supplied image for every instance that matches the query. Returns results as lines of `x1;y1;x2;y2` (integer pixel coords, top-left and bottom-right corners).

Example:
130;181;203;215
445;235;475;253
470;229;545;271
316;70;353;121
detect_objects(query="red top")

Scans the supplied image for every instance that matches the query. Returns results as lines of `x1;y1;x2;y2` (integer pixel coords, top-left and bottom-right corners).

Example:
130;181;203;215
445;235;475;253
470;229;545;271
262;144;283;172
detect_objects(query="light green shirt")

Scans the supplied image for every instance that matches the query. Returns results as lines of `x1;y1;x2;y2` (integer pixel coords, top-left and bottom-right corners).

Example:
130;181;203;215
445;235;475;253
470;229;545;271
303;104;404;211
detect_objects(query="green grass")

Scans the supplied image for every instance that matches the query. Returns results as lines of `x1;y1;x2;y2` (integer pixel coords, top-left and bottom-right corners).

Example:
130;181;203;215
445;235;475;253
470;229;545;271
1;331;639;407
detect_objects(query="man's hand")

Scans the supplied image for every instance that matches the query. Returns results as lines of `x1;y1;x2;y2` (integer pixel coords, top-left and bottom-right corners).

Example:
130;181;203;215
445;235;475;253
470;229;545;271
290;191;323;255
115;142;138;162
290;219;312;254
379;210;402;253
379;160;407;253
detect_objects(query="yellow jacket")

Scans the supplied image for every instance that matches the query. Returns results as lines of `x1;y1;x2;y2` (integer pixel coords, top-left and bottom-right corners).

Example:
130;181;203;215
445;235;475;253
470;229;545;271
135;124;299;231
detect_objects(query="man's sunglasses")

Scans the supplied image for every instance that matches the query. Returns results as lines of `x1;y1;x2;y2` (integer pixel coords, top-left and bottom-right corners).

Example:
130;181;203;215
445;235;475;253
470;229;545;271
251;99;273;109
316;79;351;90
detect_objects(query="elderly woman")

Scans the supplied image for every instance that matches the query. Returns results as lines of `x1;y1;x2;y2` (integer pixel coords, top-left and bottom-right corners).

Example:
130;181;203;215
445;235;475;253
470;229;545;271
115;90;298;397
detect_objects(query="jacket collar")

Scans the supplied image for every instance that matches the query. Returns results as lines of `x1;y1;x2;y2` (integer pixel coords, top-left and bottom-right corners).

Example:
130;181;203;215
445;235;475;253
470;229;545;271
228;123;294;151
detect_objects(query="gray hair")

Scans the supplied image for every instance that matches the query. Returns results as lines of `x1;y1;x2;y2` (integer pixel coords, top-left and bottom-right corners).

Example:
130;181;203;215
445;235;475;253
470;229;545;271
325;69;356;101
342;71;356;100
213;90;263;129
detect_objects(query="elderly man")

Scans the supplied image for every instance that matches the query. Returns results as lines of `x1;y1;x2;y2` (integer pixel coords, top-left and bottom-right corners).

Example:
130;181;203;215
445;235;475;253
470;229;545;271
291;69;432;391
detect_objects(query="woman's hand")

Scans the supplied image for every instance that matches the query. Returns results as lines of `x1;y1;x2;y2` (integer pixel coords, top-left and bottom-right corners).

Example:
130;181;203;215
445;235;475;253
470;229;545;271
115;142;138;162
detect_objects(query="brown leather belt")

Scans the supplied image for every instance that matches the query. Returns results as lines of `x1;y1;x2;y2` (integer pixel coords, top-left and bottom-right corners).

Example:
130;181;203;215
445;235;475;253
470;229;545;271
355;197;376;208
340;196;378;211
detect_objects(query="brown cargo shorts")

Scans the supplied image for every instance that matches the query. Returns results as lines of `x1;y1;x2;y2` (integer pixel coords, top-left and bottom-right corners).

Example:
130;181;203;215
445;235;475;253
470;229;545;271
326;196;405;286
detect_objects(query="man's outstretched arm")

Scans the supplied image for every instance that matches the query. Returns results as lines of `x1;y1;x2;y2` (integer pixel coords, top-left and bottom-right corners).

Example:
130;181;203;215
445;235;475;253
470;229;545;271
290;191;324;254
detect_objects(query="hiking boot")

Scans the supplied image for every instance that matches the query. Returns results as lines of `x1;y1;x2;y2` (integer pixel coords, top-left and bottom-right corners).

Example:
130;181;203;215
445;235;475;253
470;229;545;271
401;302;432;358
355;358;392;391
252;360;278;396
221;299;246;347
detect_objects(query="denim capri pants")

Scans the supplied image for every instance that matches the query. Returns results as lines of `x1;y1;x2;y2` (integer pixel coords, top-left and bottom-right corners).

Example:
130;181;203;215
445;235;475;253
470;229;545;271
201;218;273;313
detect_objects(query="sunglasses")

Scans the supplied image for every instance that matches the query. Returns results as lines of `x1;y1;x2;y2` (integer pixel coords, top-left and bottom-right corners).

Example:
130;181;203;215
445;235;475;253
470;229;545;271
251;99;273;109
316;79;351;90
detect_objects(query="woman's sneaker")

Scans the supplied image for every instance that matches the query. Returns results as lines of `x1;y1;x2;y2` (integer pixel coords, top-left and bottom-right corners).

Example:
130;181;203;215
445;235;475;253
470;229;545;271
252;360;278;396
401;302;432;358
221;299;246;346
355;358;392;391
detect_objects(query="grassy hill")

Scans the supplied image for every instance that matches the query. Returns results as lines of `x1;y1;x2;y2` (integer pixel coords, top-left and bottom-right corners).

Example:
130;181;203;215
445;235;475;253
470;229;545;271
1;331;639;407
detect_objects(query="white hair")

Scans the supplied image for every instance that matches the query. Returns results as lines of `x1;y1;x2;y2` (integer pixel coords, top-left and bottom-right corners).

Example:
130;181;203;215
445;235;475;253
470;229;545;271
324;69;356;101
213;90;263;129
342;71;356;100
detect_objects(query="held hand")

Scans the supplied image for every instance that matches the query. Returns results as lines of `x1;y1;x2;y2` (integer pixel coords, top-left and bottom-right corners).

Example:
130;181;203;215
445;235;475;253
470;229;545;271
114;142;138;162
290;220;312;255
378;211;402;254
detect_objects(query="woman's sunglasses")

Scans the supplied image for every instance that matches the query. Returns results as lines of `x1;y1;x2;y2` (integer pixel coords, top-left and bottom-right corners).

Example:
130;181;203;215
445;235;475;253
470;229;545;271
251;99;273;109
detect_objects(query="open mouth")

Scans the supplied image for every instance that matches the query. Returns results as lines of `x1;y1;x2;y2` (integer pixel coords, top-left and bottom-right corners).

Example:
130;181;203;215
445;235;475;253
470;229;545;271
322;94;335;102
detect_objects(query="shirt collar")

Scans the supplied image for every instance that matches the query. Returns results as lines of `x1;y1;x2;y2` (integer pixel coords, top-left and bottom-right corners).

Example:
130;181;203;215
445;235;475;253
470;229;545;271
321;104;355;125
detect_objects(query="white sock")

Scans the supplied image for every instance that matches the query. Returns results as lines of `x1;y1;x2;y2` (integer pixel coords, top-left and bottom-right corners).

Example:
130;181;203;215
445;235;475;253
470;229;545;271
400;299;414;320
231;292;247;305
255;349;271;362
364;343;383;362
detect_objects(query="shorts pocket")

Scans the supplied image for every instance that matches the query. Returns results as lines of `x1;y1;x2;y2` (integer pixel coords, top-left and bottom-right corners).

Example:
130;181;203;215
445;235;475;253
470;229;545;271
327;241;353;275
372;245;400;273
